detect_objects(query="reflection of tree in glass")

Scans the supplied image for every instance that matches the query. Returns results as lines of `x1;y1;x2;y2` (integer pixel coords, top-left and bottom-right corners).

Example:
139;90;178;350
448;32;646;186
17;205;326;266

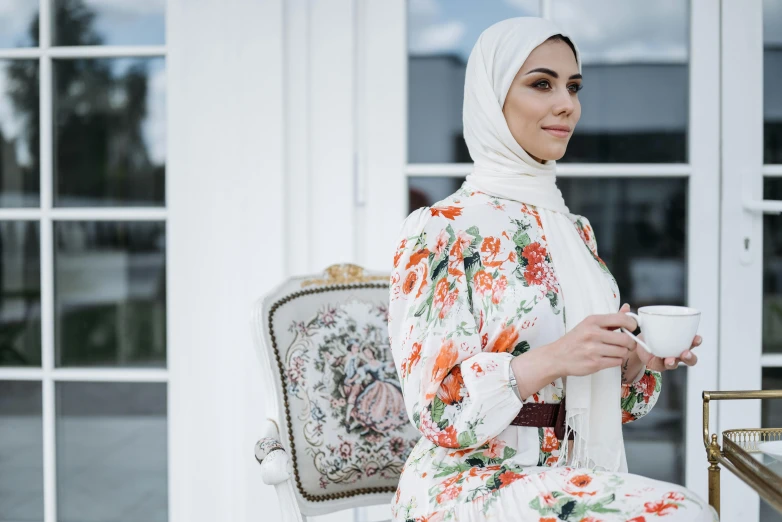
8;0;164;207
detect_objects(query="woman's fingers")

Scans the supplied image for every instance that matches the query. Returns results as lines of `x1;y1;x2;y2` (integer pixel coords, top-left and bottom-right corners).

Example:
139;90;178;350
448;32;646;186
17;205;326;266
599;330;637;350
595;313;638;332
680;349;698;366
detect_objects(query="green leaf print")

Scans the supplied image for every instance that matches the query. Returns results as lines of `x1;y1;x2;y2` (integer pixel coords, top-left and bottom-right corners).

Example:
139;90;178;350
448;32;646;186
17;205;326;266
621;392;638;412
431;396;446;424
502;446;516;460
431;257;448;281
457;430;477;448
511;341;530;356
463;250;481;276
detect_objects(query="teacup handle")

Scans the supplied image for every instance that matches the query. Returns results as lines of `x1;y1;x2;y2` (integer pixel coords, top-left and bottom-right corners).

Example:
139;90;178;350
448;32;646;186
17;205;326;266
620;312;651;352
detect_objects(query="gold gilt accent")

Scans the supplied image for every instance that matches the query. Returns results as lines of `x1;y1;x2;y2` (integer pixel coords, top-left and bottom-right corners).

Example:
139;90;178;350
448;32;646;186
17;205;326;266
268;282;396;502
703;390;782;517
301;264;388;288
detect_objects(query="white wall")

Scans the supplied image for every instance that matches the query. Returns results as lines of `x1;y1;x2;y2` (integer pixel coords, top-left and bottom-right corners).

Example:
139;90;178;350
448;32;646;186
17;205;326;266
167;0;285;520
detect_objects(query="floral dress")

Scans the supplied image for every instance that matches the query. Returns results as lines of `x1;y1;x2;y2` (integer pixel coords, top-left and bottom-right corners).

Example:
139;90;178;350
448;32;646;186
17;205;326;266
387;182;716;522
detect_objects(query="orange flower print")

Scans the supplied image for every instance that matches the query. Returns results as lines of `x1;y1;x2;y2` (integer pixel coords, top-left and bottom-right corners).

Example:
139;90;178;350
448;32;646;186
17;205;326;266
491;325;519;353
434;279;450;306
539;519;558;522
433;229;449;256
431;339;458;386
402;342;422;378
622;410;636;424
622;383;631;398
435;485;461;504
482;437;506;458
570;474;593;488
578;518;602;522
439;287;459;319
430;205;463;220
481;236;500;257
540;492;557;506
541;428;559;453
644;501;678;516
498;470;526;488
403;271;418;295
545;455;559;467
438;366;464;405
481;333;488;349
405;248;431;270
393;239;407;268
664;491;685;502
480;236;504;267
626;518;646;522
470;362;484;377
473;270;493;297
491;275;508;304
636;372;657;403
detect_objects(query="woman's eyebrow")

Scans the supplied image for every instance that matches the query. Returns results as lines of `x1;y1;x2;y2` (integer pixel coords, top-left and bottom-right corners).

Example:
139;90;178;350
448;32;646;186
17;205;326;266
524;67;582;80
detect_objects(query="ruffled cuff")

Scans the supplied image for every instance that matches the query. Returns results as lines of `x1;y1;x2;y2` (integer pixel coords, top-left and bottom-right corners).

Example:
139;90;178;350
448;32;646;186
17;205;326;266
458;352;523;443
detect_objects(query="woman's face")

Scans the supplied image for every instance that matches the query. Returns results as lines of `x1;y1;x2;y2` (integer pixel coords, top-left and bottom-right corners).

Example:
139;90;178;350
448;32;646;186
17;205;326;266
502;39;582;163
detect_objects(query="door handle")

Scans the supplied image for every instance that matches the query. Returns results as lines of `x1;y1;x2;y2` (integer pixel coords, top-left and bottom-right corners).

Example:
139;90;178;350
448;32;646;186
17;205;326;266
741;190;782;265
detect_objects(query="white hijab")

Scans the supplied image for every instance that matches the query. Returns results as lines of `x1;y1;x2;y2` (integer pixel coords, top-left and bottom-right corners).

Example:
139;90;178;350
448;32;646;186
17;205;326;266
463;17;626;472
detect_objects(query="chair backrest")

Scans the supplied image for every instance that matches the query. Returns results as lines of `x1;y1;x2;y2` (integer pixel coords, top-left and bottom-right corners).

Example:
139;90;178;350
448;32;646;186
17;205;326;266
252;264;421;516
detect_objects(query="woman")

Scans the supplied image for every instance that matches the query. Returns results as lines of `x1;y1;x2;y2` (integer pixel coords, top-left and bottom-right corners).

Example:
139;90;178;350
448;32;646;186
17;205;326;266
388;17;715;522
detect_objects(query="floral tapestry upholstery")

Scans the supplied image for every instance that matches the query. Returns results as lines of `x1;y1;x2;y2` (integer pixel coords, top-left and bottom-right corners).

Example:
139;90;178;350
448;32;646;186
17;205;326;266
266;285;420;501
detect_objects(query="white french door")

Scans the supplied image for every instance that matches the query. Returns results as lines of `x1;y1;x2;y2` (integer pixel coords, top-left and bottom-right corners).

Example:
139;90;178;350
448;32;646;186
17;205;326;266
719;0;782;520
376;0;721;505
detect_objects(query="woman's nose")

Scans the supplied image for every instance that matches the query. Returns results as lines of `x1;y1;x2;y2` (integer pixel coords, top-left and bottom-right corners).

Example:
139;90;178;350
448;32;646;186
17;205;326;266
553;89;575;115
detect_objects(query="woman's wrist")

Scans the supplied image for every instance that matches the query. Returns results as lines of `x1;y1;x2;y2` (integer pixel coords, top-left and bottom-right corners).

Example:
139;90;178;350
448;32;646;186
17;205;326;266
510;343;562;401
621;348;645;384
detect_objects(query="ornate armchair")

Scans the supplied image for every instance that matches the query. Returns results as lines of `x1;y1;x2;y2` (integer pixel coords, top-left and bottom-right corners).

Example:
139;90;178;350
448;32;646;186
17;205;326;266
251;264;421;521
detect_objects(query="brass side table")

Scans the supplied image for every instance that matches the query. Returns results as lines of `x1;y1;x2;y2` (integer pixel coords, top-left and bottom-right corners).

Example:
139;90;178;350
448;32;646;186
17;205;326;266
703;390;782;516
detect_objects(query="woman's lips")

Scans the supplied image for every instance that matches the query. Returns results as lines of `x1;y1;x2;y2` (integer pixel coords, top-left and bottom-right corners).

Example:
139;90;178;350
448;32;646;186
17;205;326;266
543;127;570;138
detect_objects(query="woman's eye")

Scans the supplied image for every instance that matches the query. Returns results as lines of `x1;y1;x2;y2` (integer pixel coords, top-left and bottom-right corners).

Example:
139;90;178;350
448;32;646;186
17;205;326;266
534;80;551;89
568;84;583;93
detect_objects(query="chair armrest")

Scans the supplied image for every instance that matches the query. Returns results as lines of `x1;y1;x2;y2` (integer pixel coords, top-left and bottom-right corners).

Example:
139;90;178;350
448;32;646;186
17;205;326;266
255;419;291;486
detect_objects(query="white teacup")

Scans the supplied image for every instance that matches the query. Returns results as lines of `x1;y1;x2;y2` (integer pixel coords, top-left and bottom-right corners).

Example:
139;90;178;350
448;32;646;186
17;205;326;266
621;306;701;359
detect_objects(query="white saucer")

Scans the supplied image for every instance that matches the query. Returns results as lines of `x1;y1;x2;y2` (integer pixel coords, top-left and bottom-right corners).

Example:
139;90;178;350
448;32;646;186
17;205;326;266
757;440;782;461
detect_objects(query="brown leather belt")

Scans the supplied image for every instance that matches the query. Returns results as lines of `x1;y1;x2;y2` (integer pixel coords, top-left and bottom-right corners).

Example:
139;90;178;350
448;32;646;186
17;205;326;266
509;398;574;440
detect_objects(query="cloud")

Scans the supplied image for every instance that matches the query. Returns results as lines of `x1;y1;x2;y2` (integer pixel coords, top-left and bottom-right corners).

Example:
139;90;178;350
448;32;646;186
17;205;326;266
766;0;782;46
408;0;440;17
142;61;166;165
410;20;467;55
500;0;540;13
551;0;689;63
89;0;164;16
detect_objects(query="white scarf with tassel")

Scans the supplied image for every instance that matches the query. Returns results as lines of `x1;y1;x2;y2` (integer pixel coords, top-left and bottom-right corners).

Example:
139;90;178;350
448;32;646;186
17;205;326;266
463;17;626;472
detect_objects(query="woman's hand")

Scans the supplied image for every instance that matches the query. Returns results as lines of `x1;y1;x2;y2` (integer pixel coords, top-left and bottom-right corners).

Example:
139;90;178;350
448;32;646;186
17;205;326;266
548;311;638;378
619;303;701;373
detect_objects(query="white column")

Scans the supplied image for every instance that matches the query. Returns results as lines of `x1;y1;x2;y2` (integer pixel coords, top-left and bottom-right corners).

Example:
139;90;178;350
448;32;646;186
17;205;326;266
167;0;285;521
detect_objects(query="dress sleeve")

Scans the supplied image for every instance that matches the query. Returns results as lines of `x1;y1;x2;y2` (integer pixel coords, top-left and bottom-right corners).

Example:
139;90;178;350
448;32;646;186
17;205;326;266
572;216;663;424
621;370;662;424
388;208;523;449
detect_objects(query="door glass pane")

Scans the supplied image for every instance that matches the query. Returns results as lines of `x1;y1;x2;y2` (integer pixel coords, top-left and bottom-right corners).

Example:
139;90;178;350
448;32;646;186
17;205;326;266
408;0;540;163
56;382;167;522
54;58;166;207
55;221;166;367
763;179;782;353
0;60;40;207
0;1;39;48
550;1;689;163
0;221;41;367
54;0;166;47
407;1;689;164
408;175;688;484
765;0;782;164
0;381;43;522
